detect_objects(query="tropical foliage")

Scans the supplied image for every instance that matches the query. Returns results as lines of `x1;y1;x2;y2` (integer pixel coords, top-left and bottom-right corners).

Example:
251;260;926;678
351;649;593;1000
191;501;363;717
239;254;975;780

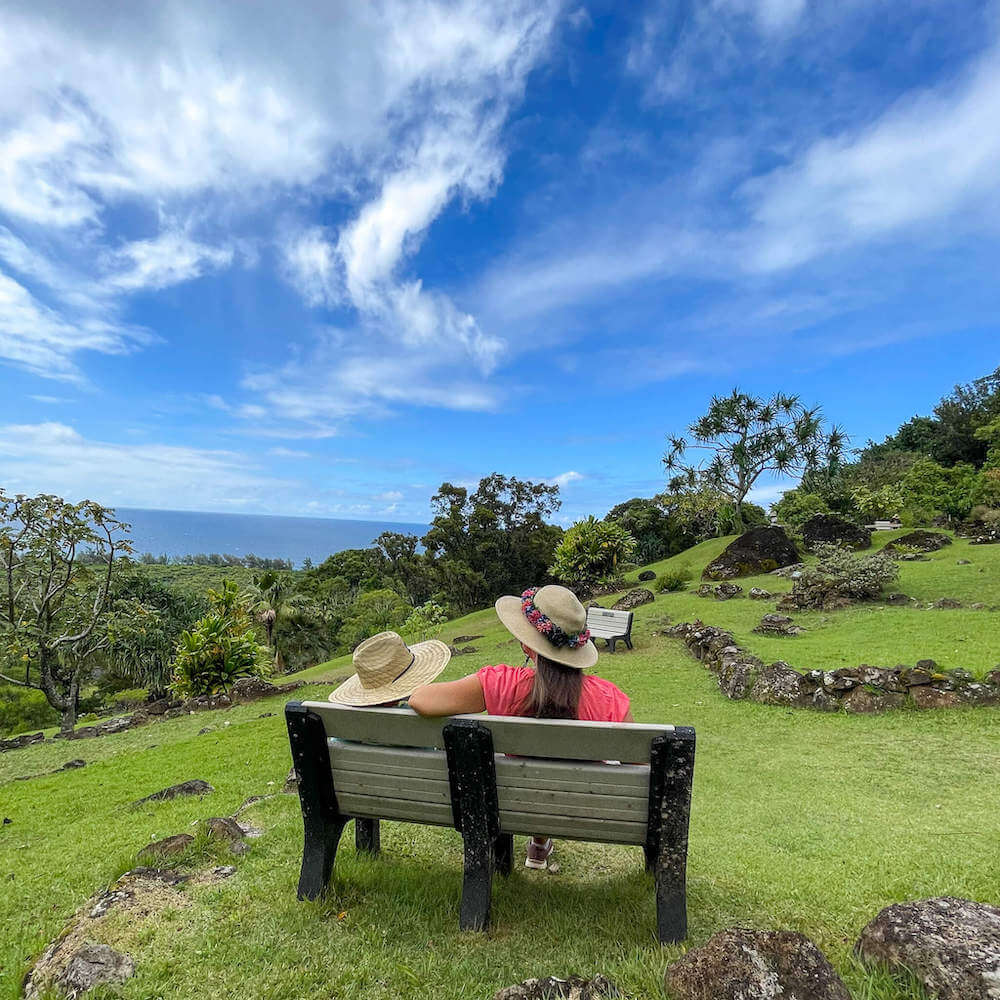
550;516;637;588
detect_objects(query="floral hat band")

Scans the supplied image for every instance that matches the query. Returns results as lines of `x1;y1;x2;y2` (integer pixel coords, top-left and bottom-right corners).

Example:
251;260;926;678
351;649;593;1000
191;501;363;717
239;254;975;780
521;587;592;649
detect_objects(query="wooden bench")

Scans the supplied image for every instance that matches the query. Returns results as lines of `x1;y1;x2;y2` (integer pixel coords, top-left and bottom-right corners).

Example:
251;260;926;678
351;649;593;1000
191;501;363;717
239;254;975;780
285;701;695;942
866;520;902;531
586;606;634;652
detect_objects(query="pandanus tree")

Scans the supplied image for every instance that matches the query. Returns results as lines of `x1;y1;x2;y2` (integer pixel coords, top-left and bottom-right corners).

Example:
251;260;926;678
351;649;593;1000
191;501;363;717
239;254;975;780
0;491;131;732
664;390;847;531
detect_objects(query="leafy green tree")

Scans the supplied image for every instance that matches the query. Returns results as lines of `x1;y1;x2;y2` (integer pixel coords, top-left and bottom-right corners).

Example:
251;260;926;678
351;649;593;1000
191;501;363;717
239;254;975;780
375;531;436;606
550;516;637;589
0;492;131;732
106;570;206;698
664;390;846;530
658;487;766;546
422;475;562;609
771;491;830;528
403;600;449;642
340;588;413;651
604;498;675;564
899;458;978;520
971;468;1000;509
171;580;267;698
850;483;905;522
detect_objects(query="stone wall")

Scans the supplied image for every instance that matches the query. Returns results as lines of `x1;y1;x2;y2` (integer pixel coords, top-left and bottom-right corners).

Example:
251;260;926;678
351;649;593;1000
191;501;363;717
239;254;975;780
666;621;1000;713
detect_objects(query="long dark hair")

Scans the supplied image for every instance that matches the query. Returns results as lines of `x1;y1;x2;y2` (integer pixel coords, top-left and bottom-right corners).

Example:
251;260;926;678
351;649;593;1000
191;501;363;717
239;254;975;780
524;653;583;719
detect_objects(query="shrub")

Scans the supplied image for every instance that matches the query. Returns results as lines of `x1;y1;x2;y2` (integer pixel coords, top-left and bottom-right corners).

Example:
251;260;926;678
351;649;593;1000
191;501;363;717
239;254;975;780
851;483;905;521
782;543;898;610
170;580;267;698
0;683;59;737
108;687;149;709
550;516;637;588
403;600;449;642
340;588;413;651
656;565;693;593
771;490;830;528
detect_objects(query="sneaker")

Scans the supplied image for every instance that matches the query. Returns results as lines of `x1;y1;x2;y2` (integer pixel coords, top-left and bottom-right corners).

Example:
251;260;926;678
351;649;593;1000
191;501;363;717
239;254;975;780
524;838;554;870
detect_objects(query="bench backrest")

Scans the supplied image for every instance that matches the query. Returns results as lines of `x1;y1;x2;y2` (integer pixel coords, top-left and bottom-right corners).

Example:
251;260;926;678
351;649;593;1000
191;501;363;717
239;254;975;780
299;702;677;845
585;607;633;638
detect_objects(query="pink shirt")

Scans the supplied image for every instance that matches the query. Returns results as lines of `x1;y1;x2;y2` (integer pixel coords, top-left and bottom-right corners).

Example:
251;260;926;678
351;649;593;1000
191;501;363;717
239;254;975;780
477;664;631;722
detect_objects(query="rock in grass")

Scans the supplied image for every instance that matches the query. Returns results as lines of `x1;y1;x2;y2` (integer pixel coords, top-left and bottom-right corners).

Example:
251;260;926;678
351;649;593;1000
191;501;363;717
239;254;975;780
131;779;214;807
714;583;743;601
201;817;249;854
493;975;619;999
800;514;872;552
855;897;1000;1000
666;928;850;1000
637;570;656;582
883;530;953;553
612;589;654;611
56;942;135;994
136;833;194;861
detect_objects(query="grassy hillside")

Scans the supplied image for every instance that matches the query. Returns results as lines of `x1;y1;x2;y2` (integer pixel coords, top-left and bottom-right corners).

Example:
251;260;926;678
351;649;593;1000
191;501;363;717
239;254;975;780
2;534;999;999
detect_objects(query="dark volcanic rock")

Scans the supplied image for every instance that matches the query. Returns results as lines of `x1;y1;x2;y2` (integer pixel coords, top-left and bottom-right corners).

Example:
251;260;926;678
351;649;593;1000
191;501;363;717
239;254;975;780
451;634;484;644
131;779;214;807
753;614;803;636
57;942;135;994
493;975;619;1000
713;583;743;601
202;817;249;854
666;927;850;1000
637;570;656;582
612;588;654;611
703;526;799;581
136;833;194;861
885;593;913;606
910;687;963;710
856;897;1000;1000
884;530;953;553
696;584;714;598
749;663;806;706
749;587;773;600
801;514;872;552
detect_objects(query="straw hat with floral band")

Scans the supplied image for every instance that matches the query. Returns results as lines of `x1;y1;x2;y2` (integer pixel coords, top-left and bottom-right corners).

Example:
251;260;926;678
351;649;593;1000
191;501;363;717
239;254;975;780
494;584;598;669
328;631;451;706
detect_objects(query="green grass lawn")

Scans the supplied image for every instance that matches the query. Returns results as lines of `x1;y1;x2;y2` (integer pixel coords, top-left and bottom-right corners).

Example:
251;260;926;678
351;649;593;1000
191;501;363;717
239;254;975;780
2;535;999;999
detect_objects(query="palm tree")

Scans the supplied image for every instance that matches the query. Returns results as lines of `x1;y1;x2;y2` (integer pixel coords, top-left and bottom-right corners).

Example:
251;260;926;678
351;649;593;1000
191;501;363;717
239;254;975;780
248;571;291;671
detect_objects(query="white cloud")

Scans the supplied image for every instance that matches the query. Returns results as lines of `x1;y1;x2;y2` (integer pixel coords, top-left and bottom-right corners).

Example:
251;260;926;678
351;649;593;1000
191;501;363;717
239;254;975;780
745;43;1000;270
548;470;584;488
0;422;296;510
280;227;340;308
103;230;234;292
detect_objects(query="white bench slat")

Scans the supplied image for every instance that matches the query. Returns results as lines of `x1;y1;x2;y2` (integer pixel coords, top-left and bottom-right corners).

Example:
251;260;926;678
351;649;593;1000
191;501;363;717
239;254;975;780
306;702;672;763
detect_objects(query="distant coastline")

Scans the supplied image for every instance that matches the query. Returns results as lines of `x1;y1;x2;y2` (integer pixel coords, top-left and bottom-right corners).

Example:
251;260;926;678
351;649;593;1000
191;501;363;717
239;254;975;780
116;507;429;568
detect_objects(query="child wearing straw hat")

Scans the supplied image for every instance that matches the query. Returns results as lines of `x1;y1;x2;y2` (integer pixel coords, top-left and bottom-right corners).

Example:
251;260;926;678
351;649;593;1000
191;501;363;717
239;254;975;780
409;584;633;871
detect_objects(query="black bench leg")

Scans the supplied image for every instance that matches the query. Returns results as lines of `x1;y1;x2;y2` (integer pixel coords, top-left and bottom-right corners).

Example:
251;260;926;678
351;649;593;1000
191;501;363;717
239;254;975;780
494;833;513;877
445;720;501;932
285;702;347;900
624;635;633;650
355;818;381;856
645;729;696;944
608;637;618;653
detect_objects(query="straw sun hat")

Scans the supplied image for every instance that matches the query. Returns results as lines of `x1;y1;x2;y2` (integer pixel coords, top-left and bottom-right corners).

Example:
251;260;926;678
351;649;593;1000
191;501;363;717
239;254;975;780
329;631;451;706
495;584;598;670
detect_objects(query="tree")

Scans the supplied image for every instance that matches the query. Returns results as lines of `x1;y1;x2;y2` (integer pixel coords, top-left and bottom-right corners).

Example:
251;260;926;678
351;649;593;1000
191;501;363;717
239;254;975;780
658;487;766;545
771;490;830;528
605;498;675;564
665;390;846;531
549;516;637;589
0;492;131;732
422;475;563;610
340;588;412;650
375;531;436;606
171;580;267;697
106;569;206;698
898;458;978;520
248;569;292;669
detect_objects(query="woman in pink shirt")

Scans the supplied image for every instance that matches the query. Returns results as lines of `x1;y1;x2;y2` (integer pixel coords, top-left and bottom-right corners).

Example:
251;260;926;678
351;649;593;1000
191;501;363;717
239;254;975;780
409;584;633;871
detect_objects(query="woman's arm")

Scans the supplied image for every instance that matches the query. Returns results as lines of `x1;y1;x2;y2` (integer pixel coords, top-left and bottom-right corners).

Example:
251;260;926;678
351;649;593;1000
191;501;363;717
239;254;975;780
408;673;486;717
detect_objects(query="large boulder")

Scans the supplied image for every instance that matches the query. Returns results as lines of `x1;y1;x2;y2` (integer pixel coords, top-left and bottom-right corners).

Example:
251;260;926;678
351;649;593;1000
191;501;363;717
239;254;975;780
666;927;850;1000
800;514;872;552
884;530;953;553
855;897;1000;1000
703;527;799;581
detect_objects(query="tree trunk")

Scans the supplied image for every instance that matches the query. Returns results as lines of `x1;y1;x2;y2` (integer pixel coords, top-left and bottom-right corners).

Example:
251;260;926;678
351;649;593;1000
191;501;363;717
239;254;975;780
60;701;77;734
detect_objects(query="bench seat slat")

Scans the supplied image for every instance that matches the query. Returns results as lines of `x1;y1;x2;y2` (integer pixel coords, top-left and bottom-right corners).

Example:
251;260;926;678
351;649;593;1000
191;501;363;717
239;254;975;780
498;811;648;845
304;702;671;762
497;791;645;822
335;773;451;804
336;792;455;826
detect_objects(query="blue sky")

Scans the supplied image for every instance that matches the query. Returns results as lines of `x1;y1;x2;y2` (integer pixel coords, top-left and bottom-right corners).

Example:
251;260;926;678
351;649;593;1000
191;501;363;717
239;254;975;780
1;0;998;525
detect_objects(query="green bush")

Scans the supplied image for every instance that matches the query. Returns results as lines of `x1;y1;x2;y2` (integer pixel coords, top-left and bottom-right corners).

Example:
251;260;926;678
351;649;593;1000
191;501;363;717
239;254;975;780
170;580;268;698
550;516;637;588
771;490;830;528
403;600;448;642
783;543;898;610
0;683;59;737
340;588;413;651
108;687;149;709
655;566;693;592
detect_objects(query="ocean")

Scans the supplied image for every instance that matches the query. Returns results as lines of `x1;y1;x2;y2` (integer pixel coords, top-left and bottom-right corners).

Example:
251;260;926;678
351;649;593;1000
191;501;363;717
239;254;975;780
117;508;429;567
